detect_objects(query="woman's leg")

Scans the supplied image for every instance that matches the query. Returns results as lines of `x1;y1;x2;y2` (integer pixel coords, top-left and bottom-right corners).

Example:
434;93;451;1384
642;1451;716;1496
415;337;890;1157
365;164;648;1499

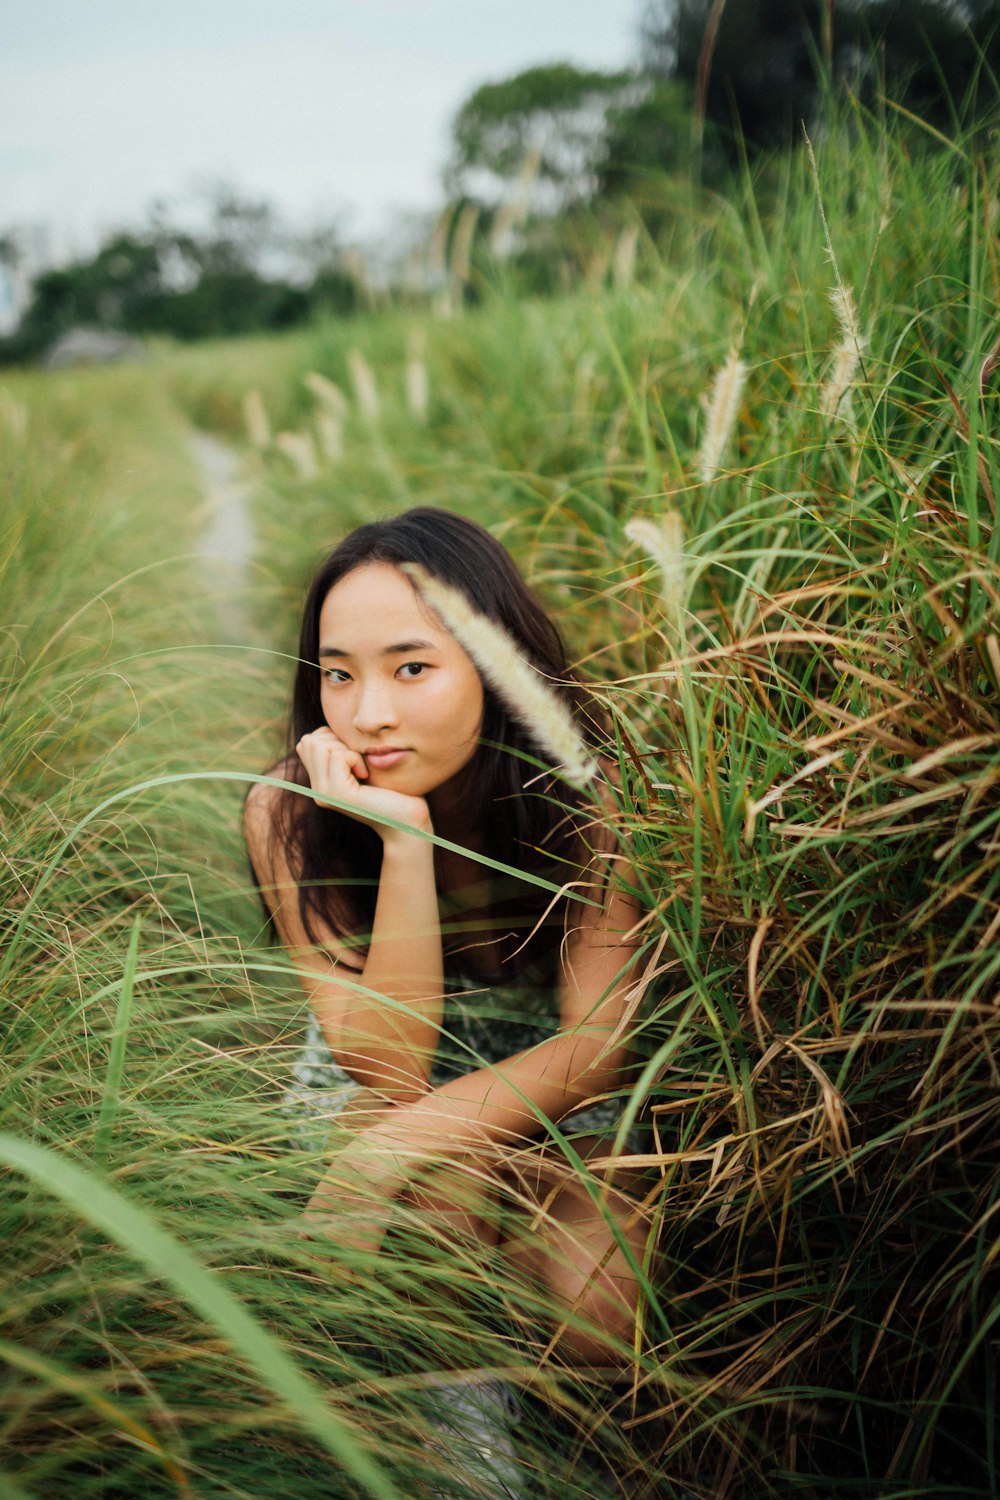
498;1137;652;1367
400;1158;502;1257
387;1133;652;1368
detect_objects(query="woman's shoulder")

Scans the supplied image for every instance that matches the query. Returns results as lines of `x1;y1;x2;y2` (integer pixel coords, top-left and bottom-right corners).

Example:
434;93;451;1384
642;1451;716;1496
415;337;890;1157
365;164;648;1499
569;757;626;865
243;756;299;875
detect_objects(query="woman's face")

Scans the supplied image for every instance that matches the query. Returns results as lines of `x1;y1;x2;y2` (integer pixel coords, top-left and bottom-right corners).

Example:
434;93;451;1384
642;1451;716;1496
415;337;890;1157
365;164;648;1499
317;562;485;799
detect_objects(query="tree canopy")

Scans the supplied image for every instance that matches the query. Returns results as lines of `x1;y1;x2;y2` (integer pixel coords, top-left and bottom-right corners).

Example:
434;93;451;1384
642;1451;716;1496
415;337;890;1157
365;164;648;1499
0;186;360;362
445;63;644;206
640;0;1000;152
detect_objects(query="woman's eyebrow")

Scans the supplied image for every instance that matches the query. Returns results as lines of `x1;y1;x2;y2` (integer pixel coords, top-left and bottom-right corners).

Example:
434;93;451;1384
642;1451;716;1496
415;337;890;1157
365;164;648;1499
318;638;438;659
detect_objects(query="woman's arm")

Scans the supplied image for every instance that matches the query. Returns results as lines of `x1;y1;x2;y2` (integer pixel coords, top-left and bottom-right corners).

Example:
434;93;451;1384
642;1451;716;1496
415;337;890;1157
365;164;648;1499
244;751;444;1104
306;850;643;1219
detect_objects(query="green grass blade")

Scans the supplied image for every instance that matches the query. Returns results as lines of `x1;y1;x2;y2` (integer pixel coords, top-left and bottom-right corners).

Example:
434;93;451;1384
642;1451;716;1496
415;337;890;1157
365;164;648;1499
92;913;141;1165
0;1134;398;1500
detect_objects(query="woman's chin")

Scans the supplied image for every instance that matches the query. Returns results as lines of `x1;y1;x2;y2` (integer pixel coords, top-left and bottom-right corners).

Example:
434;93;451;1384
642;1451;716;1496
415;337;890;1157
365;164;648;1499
367;765;432;797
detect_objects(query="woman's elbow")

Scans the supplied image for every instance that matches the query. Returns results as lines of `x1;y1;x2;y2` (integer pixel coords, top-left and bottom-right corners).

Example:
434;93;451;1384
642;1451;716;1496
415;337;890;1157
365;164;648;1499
571;1034;632;1097
336;1049;432;1106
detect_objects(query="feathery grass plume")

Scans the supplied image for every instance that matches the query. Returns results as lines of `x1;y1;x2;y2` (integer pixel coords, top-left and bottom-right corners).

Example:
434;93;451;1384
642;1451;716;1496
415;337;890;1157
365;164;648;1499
584;245;612;293
574;350;597;420
242;389;270;450
698;348;747;483
612;224;640;290
488;196;519;260
303;370;349;419
489;147;541;257
427;204;454;285
405;331;429;423
820;284;868;419
625;513;687;619
449;203;479;289
314;412;343;462
274;430;319;479
346;349;380;424
491;199;521;261
401;562;597;789
0;388;29;440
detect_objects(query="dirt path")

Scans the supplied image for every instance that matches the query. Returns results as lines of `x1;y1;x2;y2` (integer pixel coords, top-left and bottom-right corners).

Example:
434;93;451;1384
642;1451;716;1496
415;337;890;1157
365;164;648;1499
188;428;258;644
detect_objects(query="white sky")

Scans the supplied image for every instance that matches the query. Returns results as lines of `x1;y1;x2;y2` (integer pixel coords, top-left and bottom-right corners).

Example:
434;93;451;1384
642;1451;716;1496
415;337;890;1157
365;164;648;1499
1;0;641;262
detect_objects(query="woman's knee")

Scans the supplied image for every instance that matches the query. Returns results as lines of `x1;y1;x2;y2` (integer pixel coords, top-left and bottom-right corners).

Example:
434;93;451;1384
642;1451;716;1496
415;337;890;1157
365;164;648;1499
504;1212;646;1362
543;1250;643;1362
400;1163;501;1253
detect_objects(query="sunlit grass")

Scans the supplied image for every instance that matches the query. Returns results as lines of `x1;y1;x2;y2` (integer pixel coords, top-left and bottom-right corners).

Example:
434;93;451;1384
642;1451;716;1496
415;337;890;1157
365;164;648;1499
4;97;1000;1496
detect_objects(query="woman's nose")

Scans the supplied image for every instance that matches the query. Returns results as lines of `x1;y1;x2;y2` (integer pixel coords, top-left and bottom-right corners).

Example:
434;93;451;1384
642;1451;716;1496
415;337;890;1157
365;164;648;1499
352;681;399;734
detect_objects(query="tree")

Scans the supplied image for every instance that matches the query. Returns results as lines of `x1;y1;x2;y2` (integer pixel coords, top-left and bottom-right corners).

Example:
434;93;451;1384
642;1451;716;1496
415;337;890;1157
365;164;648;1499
446;64;645;208
0;185;362;362
856;0;1000;128
639;0;1000;155
150;182;283;282
597;79;694;195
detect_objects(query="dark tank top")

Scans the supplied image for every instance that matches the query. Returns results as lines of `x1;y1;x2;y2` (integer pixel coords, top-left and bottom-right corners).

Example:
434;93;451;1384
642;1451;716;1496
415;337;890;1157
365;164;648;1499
430;954;558;1084
284;952;632;1146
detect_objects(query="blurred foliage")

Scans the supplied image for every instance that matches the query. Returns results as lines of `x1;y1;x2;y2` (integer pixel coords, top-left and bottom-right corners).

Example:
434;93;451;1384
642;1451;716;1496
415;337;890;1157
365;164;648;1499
0;185;361;363
6;3;1000;363
640;0;1000;154
445;63;643;206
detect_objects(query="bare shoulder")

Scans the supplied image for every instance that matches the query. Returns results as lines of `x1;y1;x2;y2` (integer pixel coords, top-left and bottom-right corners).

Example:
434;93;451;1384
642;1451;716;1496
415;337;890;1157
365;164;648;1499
243;771;310;950
577;758;635;883
243;759;361;975
243;759;296;881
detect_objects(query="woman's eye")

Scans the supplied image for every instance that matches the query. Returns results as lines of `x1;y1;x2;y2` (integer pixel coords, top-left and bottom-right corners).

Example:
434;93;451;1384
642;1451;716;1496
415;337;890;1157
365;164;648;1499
398;662;428;679
322;668;351;685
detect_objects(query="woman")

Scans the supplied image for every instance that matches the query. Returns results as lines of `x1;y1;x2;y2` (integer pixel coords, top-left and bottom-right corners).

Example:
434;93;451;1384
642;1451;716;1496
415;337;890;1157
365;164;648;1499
244;506;650;1495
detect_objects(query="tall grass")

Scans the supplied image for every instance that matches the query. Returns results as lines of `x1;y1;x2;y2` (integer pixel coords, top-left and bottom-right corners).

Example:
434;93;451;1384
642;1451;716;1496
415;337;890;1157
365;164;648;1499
4;98;1000;1496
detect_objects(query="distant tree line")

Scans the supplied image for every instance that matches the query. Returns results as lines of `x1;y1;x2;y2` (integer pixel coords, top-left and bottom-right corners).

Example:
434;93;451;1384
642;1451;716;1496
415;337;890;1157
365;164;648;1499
439;0;1000;299
0;186;361;364
449;0;1000;202
3;0;998;360
645;0;1000;154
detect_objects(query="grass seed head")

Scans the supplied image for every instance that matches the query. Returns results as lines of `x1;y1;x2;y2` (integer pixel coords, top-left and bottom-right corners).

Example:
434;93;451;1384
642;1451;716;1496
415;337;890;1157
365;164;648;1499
346;350;380;424
401;562;598;789
489;147;541;256
275;430;319;479
242;390;271;450
449;203;479;287
613;224;640;289
625;513;687;619
698;349;747;483
406;331;429;423
821;284;868;419
427;205;454;280
315;412;343;463
303;371;349;419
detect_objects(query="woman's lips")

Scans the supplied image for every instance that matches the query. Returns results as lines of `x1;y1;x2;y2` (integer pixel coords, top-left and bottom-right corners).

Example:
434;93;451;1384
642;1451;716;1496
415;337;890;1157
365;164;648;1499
363;749;410;770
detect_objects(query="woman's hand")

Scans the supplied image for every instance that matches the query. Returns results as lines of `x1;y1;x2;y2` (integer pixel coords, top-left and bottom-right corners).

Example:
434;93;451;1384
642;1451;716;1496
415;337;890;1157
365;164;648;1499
296;726;432;843
300;1133;411;1259
300;1167;398;1260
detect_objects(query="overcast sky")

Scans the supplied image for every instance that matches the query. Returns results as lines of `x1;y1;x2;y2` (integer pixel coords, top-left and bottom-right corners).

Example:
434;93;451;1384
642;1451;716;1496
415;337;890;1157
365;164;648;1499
1;0;641;262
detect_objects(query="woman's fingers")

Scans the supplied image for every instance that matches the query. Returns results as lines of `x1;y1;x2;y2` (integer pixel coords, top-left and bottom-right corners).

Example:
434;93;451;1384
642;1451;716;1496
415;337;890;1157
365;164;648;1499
297;728;369;786
295;727;431;837
298;726;364;768
295;736;365;812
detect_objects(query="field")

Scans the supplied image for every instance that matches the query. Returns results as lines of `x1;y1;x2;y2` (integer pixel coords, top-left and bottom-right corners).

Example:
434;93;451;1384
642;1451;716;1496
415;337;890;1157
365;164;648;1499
3;109;1000;1497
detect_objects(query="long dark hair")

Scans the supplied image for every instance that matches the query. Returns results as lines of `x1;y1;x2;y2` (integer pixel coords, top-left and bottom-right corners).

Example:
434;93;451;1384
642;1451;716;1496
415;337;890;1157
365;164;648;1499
264;506;604;975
